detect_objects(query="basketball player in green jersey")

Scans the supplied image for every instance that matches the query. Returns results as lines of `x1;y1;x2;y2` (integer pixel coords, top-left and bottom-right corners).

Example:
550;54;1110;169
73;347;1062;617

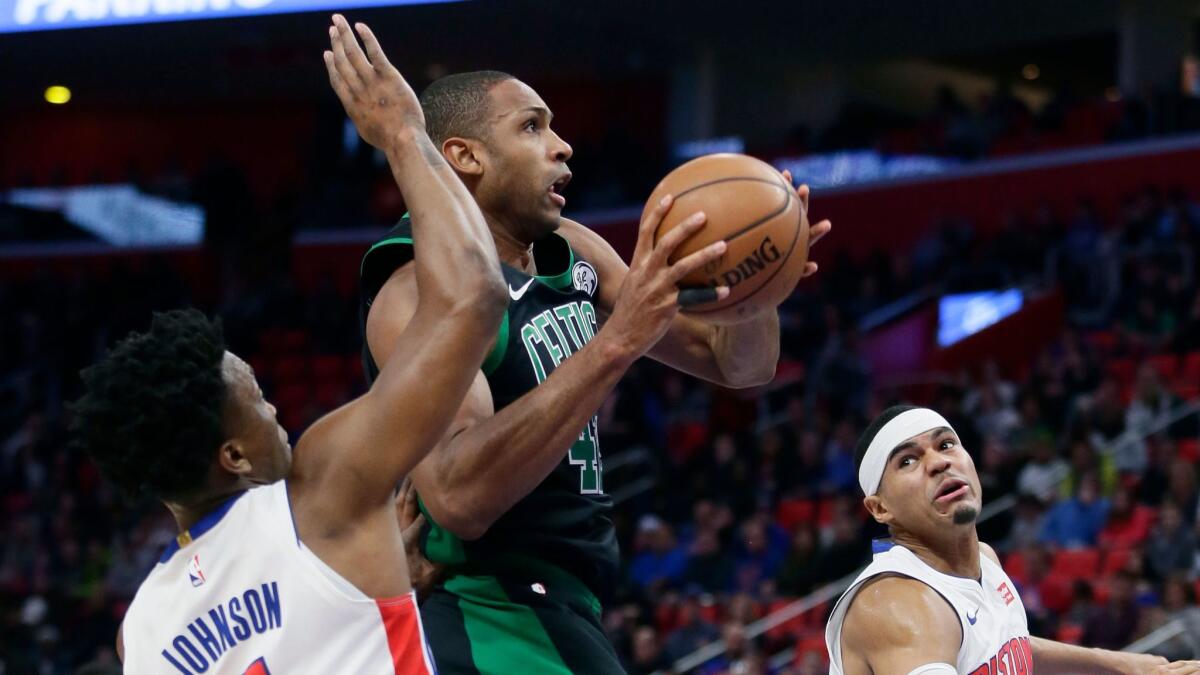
360;71;831;674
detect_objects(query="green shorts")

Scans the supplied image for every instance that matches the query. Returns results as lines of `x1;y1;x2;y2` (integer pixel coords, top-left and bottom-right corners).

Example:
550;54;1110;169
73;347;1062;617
419;559;624;675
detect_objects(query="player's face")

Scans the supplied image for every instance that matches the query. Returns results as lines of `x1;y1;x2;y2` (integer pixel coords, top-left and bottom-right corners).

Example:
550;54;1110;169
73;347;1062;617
221;353;292;484
872;427;983;534
475;79;573;241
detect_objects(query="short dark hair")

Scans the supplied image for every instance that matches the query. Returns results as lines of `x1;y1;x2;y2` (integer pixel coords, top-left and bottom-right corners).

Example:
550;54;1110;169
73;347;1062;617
419;70;515;146
854;405;920;477
70;309;228;502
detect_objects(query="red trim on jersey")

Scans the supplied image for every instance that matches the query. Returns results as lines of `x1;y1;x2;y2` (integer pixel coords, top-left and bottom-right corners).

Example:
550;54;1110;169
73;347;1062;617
375;591;435;674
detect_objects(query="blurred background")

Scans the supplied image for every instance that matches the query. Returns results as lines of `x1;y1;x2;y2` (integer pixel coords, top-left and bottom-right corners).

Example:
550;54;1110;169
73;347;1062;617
3;0;1200;672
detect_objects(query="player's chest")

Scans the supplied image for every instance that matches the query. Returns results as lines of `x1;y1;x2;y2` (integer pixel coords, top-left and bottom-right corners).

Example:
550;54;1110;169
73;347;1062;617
955;580;1033;675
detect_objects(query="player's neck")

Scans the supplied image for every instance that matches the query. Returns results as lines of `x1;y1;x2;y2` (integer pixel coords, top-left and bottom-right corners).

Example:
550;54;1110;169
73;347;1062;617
894;527;981;580
484;213;536;273
164;483;250;533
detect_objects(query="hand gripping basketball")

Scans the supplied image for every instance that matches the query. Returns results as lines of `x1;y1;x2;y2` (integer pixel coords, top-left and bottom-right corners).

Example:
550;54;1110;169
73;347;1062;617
323;14;425;149
602;195;730;359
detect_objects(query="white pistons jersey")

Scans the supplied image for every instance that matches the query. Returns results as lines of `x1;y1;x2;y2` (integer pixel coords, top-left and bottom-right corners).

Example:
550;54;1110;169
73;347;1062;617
826;541;1032;675
121;482;435;674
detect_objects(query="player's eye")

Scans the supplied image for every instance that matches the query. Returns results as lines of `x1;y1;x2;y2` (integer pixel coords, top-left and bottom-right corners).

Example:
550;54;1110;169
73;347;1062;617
524;119;539;132
899;456;916;468
940;439;956;450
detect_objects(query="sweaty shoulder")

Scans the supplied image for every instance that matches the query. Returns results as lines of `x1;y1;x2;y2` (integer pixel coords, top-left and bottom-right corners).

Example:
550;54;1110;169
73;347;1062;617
556;218;618;264
843;574;961;667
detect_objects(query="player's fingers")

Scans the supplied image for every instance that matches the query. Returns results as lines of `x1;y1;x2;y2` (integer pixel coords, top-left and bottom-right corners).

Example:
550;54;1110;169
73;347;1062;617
324;51;356;105
402;515;426;547
798;183;810;213
354;22;392;69
634;194;672;263
668;239;727;284
678;286;728;307
800;261;819;278
332;14;373;78
652;211;706;264
809;219;832;247
329;24;364;93
781;169;793;185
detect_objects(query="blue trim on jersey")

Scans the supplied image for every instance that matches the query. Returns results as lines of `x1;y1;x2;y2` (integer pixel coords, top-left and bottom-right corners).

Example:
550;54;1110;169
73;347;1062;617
159;491;247;563
284;480;301;546
872;538;895;554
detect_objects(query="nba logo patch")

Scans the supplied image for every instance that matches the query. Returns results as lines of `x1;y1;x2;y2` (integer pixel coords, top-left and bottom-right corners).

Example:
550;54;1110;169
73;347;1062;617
187;554;206;587
572;261;597;296
531;582;547;595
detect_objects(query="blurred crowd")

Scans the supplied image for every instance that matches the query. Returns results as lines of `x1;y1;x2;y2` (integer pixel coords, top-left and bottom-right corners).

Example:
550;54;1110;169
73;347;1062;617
3;147;1200;673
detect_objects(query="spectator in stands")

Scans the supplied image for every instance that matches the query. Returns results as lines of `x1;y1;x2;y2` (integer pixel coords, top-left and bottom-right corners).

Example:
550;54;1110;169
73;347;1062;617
776;525;821;597
627;626;670;675
663;595;721;663
1166;458;1199;525
973;386;1022;442
1082;570;1141;650
701;622;762;675
1126;363;1179;438
1017;437;1070;504
813;509;869;584
1144;501;1197;582
684;527;735;593
1006;495;1049;551
733;515;789;593
1040;472;1111;548
1136;435;1178;507
1098;484;1156;549
1058;439;1117;498
631;515;689;591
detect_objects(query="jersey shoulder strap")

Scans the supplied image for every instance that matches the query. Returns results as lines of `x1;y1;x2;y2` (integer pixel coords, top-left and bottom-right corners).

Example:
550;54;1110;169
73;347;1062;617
361;216;414;307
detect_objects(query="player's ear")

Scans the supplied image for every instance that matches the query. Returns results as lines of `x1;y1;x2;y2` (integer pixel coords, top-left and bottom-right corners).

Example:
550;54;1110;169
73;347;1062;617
217;439;253;476
442;137;484;177
863;495;892;526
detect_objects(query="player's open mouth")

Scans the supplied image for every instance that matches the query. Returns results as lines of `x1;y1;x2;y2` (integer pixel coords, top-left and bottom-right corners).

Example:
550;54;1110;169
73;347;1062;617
934;478;969;504
549;172;571;207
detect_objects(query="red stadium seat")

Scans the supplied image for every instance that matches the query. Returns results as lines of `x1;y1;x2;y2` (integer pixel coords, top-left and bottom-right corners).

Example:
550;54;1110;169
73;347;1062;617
1179;440;1200;463
1004;551;1029;586
765;599;805;642
1106;359;1136;387
345;355;365;384
272;356;309;385
1056;623;1084;645
794;631;828;663
1184;352;1200;381
1051;549;1100;579
1086;331;1117;354
1173;381;1200;401
1092;579;1111;605
1038;574;1075;614
1101;548;1135;576
776;499;816;532
1148;355;1179;379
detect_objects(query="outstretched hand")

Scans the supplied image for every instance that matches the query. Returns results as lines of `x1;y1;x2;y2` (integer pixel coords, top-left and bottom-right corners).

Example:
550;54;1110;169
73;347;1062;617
323;14;425;149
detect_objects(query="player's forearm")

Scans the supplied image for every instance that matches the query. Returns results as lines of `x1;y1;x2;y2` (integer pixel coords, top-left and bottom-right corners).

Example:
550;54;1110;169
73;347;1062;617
383;129;505;311
429;333;636;539
1029;636;1126;674
708;310;779;387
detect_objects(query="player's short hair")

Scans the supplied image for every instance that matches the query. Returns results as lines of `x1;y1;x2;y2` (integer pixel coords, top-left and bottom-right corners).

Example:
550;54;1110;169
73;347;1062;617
420;70;516;146
70;308;228;502
854;404;920;476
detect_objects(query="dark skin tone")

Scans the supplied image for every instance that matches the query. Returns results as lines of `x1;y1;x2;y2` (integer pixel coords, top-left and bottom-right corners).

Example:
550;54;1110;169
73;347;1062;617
839;427;1200;675
368;77;832;545
118;15;506;661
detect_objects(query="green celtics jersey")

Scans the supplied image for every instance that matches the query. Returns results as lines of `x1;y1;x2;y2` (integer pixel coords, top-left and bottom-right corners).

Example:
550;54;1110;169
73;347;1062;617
359;216;618;597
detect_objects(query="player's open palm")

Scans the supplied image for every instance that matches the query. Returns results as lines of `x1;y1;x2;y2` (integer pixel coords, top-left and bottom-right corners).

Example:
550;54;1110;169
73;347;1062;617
323;14;425;148
604;194;729;356
1121;654;1200;674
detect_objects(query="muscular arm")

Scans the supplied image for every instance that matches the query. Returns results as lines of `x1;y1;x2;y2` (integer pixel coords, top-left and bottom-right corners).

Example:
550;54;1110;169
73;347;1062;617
369;272;635;539
291;18;506;536
559;218;778;388
841;575;962;675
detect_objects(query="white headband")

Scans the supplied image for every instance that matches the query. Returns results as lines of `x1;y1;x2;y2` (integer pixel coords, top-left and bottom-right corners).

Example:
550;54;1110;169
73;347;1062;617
859;408;955;496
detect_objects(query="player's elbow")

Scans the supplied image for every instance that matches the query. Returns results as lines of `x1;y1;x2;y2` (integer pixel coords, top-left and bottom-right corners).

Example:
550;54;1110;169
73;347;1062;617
722;359;777;389
432;501;492;541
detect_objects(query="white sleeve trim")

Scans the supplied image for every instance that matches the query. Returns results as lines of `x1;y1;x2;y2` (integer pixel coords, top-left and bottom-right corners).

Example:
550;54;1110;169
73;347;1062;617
906;664;957;675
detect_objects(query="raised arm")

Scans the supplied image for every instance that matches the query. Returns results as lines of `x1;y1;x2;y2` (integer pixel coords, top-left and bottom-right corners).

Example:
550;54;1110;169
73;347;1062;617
292;16;505;524
840;576;962;675
369;196;726;538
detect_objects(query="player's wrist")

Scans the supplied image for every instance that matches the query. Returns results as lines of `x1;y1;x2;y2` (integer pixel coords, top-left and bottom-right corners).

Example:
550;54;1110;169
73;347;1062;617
591;329;639;370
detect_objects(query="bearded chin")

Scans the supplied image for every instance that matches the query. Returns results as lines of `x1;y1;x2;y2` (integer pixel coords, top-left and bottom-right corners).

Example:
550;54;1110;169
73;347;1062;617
953;504;979;525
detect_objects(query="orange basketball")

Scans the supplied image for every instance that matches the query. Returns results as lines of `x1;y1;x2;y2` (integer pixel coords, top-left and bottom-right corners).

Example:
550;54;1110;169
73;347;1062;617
643;153;809;324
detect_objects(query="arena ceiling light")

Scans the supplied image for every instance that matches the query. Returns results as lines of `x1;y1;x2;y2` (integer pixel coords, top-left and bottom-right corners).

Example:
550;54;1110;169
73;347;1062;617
0;0;465;34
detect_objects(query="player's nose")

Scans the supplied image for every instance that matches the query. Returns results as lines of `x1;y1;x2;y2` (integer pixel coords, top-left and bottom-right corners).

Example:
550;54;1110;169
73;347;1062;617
927;450;951;475
550;130;572;162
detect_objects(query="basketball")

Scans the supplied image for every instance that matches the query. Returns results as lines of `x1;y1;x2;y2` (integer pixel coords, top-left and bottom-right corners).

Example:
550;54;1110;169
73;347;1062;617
644;153;809;324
